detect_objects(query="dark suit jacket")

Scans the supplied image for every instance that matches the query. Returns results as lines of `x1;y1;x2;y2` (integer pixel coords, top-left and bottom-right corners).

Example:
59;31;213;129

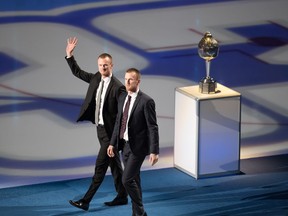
111;91;159;157
66;56;125;138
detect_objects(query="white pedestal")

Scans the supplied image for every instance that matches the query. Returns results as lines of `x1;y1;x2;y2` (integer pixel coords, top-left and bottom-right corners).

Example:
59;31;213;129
174;83;241;179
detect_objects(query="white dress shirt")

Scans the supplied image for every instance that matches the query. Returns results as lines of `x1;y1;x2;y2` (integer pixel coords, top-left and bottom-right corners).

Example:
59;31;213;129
123;90;139;141
95;75;111;125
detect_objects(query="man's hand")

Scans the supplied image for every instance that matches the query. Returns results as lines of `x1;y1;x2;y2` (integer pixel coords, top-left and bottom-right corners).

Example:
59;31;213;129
66;37;78;58
107;145;115;157
149;154;159;166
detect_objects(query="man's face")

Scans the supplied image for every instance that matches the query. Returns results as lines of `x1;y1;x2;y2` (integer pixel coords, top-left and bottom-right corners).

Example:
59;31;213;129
98;57;113;77
125;72;140;93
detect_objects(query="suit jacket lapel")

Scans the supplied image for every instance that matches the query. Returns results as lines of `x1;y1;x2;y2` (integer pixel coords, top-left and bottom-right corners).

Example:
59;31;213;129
104;76;114;102
129;91;142;118
91;72;101;95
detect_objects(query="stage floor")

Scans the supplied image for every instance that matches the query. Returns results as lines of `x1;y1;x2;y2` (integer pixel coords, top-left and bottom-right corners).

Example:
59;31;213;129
0;154;287;216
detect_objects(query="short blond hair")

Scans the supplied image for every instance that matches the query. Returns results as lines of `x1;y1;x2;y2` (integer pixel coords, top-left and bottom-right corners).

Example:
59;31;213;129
126;68;141;80
98;53;112;61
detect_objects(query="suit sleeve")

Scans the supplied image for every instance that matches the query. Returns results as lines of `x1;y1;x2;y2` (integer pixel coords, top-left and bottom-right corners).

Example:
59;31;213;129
144;99;159;155
65;56;94;83
110;92;125;147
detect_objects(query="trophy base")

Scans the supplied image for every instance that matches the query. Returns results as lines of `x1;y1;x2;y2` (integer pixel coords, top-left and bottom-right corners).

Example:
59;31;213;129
199;77;217;94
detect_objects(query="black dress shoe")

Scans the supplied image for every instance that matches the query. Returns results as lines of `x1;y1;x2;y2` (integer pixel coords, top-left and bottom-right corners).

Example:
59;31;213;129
69;200;89;211
132;212;147;216
104;197;128;206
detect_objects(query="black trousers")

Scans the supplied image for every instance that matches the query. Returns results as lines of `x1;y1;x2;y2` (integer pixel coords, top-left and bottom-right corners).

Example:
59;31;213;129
122;141;146;216
82;125;127;203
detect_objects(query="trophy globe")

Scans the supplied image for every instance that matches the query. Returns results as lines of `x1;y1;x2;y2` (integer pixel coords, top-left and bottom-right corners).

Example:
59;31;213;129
198;32;219;94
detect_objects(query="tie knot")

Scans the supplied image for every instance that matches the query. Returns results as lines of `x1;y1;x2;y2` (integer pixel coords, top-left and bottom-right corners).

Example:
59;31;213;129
126;95;132;104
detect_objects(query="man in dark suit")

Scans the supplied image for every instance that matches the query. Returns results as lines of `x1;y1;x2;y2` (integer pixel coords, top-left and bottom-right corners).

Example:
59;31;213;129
107;68;159;216
65;37;127;211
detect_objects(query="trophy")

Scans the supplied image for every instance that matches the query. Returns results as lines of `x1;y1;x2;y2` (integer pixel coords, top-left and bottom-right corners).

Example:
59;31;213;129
198;32;219;94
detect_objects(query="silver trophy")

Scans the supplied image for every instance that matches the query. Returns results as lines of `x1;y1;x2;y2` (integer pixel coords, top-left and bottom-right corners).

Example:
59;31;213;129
198;32;219;94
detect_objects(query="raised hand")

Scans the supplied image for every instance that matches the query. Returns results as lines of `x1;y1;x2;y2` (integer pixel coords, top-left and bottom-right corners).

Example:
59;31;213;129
66;37;78;58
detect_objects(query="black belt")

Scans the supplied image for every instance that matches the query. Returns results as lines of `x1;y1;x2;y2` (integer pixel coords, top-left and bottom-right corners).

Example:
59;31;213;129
97;124;104;128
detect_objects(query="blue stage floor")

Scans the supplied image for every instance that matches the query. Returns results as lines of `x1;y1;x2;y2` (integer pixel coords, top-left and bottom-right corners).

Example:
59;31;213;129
0;154;287;216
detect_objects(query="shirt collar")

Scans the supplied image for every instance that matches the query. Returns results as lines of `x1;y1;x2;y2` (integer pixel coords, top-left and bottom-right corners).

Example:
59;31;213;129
102;74;112;83
128;89;139;99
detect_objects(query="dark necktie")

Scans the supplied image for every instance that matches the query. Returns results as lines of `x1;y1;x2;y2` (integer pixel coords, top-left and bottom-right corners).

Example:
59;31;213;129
119;95;131;139
95;80;104;125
